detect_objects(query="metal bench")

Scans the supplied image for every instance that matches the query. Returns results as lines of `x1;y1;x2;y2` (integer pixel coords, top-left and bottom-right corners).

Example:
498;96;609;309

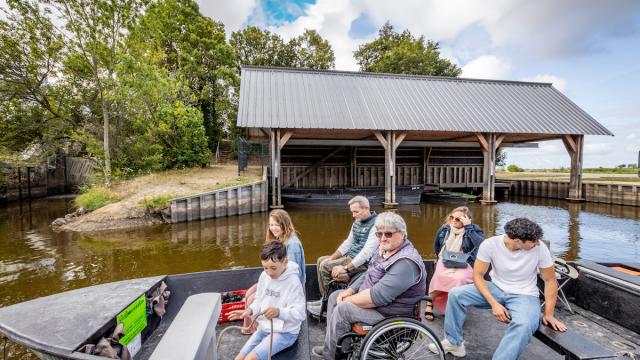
150;293;221;360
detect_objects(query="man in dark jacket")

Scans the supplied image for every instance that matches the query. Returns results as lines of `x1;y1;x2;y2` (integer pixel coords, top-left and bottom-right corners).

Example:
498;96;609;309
307;196;378;315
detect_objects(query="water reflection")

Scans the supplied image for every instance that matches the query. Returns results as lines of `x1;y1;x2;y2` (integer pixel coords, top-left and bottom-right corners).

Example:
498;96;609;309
0;196;639;311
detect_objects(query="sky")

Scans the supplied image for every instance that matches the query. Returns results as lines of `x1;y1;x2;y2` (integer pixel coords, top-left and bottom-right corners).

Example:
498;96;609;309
198;0;640;169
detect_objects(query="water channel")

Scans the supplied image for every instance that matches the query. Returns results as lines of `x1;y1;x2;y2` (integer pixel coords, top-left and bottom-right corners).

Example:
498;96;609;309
0;196;639;358
2;195;640;307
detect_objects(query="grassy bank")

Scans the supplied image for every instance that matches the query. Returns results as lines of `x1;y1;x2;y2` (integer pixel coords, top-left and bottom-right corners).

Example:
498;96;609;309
74;165;262;212
497;171;640;184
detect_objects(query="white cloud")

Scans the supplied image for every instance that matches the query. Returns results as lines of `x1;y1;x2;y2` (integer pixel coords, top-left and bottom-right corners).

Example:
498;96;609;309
520;74;567;93
198;0;257;32
461;55;511;79
268;0;366;70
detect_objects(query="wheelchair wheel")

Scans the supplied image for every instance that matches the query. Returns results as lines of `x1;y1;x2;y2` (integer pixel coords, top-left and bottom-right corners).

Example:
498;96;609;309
359;317;445;360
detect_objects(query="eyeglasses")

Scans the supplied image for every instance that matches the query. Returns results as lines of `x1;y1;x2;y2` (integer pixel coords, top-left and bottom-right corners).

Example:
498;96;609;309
375;230;401;238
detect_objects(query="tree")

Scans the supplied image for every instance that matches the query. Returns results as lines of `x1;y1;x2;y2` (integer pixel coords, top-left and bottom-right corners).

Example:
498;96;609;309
354;22;460;76
42;0;147;186
0;0;71;154
289;29;335;69
507;164;524;172
131;0;238;152
230;27;335;69
496;149;507;167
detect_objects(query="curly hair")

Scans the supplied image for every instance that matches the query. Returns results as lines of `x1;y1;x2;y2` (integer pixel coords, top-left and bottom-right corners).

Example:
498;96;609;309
504;218;543;242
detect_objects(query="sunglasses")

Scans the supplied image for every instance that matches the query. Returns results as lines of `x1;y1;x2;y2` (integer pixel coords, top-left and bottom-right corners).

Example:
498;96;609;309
375;230;401;238
449;216;462;222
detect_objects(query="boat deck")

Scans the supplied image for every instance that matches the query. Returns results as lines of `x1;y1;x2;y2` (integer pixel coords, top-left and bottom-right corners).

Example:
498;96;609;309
204;302;640;359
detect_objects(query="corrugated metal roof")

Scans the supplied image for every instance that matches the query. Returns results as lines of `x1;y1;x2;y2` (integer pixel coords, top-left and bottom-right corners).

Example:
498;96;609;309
237;66;612;136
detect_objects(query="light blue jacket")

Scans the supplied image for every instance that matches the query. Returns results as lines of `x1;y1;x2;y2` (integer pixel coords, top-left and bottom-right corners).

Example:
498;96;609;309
286;234;306;286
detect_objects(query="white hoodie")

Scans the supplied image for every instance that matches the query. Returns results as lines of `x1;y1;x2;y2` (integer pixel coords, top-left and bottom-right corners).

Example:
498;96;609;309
249;261;306;334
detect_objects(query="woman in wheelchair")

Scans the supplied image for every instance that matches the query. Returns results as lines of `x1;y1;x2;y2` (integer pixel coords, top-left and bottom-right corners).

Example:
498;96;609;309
311;212;445;360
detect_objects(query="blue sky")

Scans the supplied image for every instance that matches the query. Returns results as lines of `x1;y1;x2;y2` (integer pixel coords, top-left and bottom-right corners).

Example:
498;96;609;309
198;0;640;169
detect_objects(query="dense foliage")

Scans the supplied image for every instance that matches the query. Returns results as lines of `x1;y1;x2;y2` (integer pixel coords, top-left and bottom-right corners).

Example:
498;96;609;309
0;0;335;184
354;22;460;76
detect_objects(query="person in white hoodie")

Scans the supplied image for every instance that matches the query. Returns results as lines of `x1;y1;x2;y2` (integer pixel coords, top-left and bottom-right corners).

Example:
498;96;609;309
229;241;306;360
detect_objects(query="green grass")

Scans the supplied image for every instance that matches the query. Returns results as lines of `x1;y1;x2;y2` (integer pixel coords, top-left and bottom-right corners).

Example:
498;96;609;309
74;187;118;211
140;194;174;210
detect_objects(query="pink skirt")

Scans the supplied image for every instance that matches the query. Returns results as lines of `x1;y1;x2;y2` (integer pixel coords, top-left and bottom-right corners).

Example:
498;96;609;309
428;259;473;312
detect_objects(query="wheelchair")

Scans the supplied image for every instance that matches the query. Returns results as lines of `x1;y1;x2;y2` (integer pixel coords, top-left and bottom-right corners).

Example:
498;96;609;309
334;295;446;360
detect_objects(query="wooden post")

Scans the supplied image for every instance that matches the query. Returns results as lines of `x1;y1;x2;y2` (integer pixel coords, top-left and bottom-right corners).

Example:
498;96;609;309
476;132;498;204
351;147;357;187
563;134;585;201
270;129;284;209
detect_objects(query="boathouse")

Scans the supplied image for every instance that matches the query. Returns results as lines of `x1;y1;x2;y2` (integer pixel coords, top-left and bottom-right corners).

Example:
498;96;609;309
236;66;612;208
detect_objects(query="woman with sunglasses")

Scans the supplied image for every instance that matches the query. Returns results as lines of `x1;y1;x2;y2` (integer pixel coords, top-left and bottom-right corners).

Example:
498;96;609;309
425;206;484;321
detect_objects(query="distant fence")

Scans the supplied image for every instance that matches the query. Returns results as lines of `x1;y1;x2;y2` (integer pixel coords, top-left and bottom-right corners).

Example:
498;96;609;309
509;180;640;207
0;156;94;203
169;180;268;223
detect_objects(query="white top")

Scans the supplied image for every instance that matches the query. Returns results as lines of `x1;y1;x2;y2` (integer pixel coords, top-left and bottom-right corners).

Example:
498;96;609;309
249;262;306;334
337;224;379;268
476;235;553;297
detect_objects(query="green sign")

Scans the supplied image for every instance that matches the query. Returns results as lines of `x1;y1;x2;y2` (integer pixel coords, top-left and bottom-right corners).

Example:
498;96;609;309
116;294;147;345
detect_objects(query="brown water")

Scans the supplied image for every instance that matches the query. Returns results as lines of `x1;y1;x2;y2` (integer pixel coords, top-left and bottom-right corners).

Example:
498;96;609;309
0;196;639;358
1;196;639;311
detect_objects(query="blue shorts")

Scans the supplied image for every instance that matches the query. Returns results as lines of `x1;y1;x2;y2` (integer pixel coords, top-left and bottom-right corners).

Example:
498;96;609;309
239;328;298;360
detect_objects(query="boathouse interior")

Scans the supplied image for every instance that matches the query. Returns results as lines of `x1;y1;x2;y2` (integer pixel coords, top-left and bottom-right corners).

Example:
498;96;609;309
237;66;613;207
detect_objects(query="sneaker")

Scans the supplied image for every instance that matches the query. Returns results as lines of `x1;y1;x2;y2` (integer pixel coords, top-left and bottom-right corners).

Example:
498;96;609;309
307;299;322;307
311;345;324;357
429;338;466;357
307;303;323;317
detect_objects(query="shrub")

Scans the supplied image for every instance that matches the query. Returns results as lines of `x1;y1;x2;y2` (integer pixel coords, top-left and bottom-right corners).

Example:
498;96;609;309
507;164;524;172
74;187;118;211
140;194;174;210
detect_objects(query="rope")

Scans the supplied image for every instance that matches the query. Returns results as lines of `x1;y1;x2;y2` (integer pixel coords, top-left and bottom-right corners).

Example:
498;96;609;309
216;311;274;360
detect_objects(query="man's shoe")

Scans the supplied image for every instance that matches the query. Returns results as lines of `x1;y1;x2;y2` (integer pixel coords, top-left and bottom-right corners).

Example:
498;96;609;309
307;299;322;307
429;338;466;357
307;303;323;317
311;345;324;357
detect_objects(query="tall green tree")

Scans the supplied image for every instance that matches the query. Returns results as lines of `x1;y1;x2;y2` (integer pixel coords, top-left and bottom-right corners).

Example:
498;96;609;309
230;27;335;69
42;0;147;186
0;0;71;153
131;0;237;152
289;29;335;69
354;22;460;76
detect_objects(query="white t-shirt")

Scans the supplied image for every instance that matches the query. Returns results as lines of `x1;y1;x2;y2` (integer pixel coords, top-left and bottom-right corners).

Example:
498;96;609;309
476;235;553;297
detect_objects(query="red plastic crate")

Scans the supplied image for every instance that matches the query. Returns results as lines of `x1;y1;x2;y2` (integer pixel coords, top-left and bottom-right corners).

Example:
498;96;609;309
218;289;248;323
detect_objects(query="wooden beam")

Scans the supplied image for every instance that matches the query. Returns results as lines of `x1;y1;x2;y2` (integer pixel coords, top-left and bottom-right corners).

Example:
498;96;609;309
496;134;506;148
373;131;388;150
279;131;293;150
393;132;407;151
475;133;489;153
562;135;577;154
286;146;345;187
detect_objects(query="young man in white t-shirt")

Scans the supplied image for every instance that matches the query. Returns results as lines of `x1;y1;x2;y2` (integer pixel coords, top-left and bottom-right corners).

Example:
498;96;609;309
431;218;567;360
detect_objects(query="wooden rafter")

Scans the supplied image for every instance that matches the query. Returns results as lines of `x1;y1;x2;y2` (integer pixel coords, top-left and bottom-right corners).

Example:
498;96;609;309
475;133;489;152
373;131;388;150
496;134;505;148
279;131;293;150
562;135;577;154
393;132;407;151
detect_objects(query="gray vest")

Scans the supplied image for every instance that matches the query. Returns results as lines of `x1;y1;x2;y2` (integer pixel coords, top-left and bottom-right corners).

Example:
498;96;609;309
359;239;426;317
346;212;378;260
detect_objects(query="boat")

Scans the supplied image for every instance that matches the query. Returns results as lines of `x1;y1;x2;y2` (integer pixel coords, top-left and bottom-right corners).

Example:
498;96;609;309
281;186;425;205
0;260;638;359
